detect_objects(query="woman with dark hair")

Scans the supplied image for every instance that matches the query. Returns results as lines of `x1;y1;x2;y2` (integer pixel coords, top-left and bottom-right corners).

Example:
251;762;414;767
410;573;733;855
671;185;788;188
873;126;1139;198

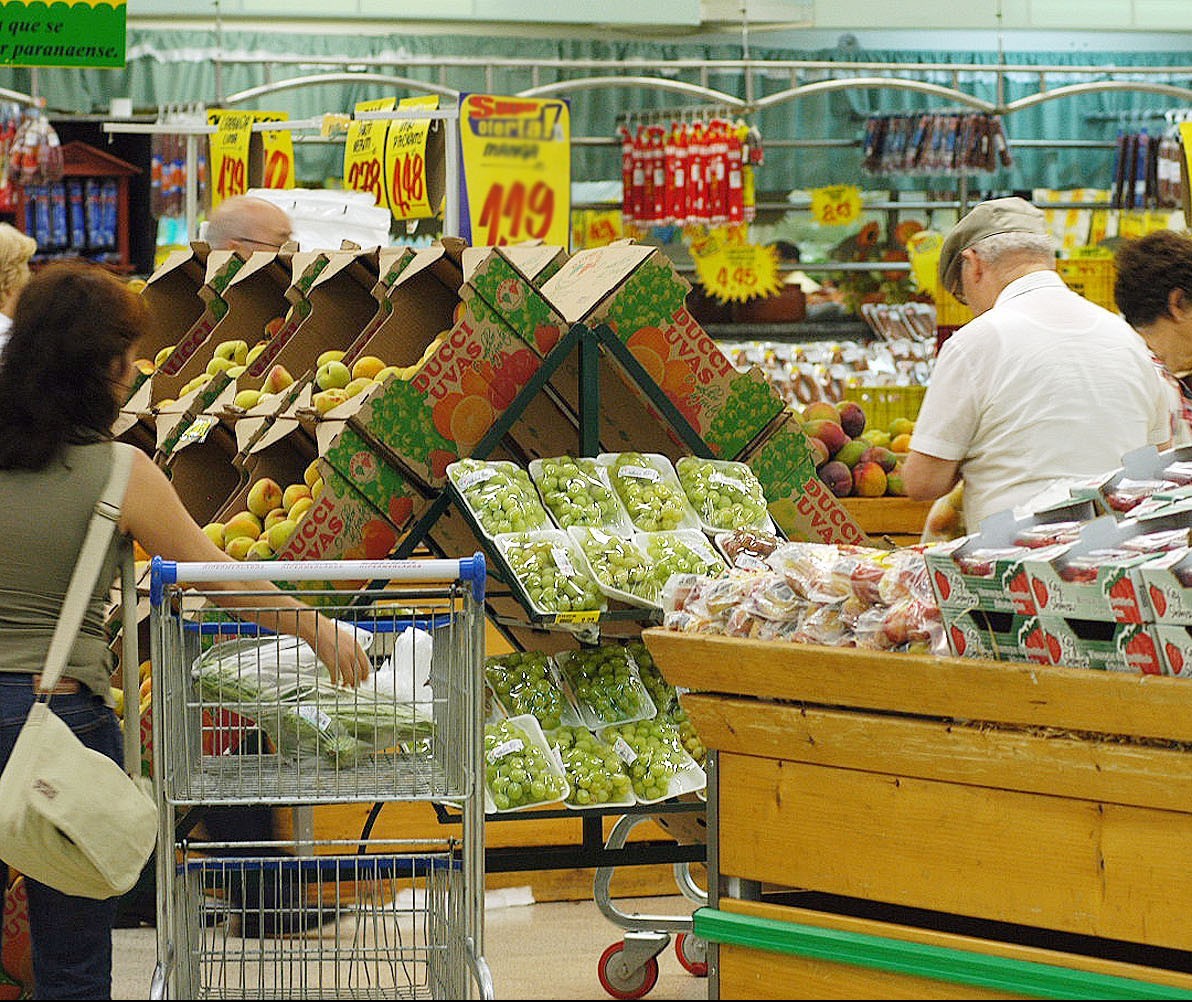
0;262;369;999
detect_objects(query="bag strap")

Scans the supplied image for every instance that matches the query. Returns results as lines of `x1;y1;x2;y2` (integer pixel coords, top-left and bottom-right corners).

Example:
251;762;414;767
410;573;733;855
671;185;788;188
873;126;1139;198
38;442;136;695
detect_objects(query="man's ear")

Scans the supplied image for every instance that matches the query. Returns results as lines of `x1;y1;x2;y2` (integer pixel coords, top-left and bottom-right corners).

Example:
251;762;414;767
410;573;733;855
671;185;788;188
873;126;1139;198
1168;287;1192;322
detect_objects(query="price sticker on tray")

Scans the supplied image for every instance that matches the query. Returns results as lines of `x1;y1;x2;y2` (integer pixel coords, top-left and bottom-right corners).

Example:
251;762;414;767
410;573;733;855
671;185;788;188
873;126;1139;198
554;610;601;625
459;93;571;247
810;184;863;226
385;94;439;220
344;97;396;211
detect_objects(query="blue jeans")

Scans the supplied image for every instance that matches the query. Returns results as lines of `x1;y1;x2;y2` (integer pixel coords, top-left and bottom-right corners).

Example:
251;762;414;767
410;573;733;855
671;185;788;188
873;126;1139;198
0;675;122;1000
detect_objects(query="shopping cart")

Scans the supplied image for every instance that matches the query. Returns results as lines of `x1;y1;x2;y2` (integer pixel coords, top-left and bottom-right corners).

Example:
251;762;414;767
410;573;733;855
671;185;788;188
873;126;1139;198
148;556;491;1000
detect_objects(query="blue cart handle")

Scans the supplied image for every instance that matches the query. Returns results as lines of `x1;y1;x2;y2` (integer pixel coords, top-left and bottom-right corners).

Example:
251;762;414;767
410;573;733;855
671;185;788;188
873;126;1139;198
151;553;486;605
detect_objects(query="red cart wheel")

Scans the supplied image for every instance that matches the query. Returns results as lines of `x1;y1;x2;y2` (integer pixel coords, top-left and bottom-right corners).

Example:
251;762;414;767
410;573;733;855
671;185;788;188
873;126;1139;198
597;941;660;1000
674;932;708;977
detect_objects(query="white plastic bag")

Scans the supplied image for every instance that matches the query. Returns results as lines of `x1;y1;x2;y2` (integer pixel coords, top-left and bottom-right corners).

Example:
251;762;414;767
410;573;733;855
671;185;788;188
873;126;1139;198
373;626;434;710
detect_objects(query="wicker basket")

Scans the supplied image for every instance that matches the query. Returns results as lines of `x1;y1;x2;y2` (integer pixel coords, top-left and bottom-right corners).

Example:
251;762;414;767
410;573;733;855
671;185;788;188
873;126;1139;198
841;384;927;428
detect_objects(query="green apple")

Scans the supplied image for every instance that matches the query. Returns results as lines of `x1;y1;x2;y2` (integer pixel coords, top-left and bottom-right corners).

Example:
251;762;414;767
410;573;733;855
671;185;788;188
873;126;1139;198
213;339;249;366
316;348;345;369
316;359;351;391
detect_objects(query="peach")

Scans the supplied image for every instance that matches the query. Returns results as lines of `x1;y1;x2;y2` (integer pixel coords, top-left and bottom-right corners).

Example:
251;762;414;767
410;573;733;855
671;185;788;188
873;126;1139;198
263;507;290;531
245;539;275;561
835;400;867;439
351;355;386;380
262;364;294;394
891;432;913;454
818;460;853;497
266;518;297;553
282;483;311;512
885;469;907;497
246;477;283;519
807;436;830;468
801;400;839;425
224;510;263;542
833;439;868;470
312;388;349;415
224;535;254;560
852;460;888;498
859;445;898;473
288;496;314;522
802;418;849;459
302;459;321;488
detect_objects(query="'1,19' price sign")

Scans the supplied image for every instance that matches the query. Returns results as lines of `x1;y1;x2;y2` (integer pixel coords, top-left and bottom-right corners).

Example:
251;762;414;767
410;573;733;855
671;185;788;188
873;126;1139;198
459;94;570;247
810;184;863;226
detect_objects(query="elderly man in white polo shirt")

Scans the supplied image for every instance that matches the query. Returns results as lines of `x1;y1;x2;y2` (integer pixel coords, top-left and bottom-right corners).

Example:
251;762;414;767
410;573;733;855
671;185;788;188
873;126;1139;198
902;196;1171;532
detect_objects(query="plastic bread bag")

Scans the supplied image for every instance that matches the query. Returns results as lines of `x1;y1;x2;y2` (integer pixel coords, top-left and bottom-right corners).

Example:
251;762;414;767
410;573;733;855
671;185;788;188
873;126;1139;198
767;542;853;603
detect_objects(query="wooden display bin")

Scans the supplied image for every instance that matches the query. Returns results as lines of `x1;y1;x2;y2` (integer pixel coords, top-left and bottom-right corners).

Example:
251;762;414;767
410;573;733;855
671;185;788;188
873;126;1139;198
840;495;933;547
644;629;1192;999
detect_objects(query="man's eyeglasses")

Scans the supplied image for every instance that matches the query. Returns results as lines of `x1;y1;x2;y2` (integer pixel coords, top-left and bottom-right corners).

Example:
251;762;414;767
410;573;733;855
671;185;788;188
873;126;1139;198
232;235;288;251
949;253;970;306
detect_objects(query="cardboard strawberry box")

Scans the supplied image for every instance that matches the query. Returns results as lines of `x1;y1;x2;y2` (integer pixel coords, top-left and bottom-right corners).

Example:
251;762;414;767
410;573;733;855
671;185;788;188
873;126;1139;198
1020;615;1164;675
538;242;786;460
923;502;1098;616
941;607;1034;662
1020;511;1192;624
1070;443;1192;518
1134;546;1192;625
740;411;869;547
1150;622;1192;677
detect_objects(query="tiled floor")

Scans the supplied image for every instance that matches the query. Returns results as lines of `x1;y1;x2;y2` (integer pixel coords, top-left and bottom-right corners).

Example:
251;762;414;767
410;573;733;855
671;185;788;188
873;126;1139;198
112;893;708;1000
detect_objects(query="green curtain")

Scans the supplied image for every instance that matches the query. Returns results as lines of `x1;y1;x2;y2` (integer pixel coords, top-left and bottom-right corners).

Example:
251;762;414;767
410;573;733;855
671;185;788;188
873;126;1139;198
5;29;1191;191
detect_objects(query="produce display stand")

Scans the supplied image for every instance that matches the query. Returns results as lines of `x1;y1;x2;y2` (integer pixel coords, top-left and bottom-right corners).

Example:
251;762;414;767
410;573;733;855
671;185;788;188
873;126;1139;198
642;628;1192;999
840;495;932;548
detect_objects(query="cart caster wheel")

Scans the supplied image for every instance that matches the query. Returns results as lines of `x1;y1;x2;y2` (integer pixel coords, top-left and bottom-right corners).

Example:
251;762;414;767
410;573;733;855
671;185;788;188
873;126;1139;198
674;932;708;977
598;941;660;1000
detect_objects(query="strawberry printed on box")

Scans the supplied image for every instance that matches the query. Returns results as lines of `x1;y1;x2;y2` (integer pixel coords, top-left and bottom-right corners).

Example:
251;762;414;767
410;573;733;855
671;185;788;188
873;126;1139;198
1020;615;1164;675
1021;512;1192;624
923;501;1097;616
1134;545;1192;625
942;607;1034;662
1151;622;1192;677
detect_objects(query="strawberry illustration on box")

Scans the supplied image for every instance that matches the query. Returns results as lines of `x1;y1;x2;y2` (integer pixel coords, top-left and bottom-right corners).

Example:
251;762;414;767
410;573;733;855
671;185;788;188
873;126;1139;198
1019;615;1164;674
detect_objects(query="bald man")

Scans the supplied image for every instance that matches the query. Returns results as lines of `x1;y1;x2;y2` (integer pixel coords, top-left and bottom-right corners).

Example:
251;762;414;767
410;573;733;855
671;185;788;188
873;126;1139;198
204;195;292;253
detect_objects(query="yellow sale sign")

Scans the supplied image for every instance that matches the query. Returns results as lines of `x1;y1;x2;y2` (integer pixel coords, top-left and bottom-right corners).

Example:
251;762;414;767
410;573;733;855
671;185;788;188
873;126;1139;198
690;226;782;304
384;95;438;221
254;111;294;191
810;184;863;226
344;97;396;211
459;94;570;247
207;110;255;208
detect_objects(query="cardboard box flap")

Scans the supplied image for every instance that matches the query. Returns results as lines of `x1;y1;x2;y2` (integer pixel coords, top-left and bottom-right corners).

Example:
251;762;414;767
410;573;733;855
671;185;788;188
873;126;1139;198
375;246;416;291
501;242;568;280
308;246;380;295
396;243;464;293
247;414;308;456
540;243;656;323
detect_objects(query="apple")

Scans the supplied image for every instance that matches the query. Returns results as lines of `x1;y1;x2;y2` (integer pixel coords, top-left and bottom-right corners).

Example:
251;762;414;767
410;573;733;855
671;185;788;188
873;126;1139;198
201;522;225;548
310;477;324;500
246;477;283;519
245;342;268;367
233;388;262;410
315;359;351;391
213;339;249;366
153;344;175;368
316;348;345;369
264;316;285;339
206;355;237;377
288;496;314;522
180;373;212;396
343;376;374;399
376;364;404;382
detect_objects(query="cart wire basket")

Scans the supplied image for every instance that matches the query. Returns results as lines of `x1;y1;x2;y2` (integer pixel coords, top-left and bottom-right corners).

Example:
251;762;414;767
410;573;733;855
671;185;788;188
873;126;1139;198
148;556;491;1001
149;556;486;806
169;841;469;1001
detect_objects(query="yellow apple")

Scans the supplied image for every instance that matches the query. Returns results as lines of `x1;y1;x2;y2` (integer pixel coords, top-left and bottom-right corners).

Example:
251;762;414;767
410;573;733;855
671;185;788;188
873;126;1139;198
288;496;314;522
376;365;403;382
213;339;249;366
312;388;349;415
265;518;297;553
133;358;156;375
315;360;351;391
316;349;345;369
303;459;321;488
226;365;246;379
310;477;324;500
246;477;283;519
206;355;237;377
343;376;373;399
233;388;262;410
180;373;212;396
245;342;268;367
201;522;225;548
153;344;175;368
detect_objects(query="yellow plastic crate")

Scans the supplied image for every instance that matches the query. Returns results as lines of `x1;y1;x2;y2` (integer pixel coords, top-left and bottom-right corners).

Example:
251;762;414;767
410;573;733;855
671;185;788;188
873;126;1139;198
1057;257;1117;311
841;384;927;429
933;287;973;328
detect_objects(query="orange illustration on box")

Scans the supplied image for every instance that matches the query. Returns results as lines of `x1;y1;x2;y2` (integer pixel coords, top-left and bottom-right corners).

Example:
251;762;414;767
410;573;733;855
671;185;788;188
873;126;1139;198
624;325;702;429
430;347;539;450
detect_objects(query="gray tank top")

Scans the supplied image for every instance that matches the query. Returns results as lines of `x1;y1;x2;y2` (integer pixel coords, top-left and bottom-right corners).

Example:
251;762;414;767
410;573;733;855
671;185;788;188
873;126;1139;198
0;441;125;697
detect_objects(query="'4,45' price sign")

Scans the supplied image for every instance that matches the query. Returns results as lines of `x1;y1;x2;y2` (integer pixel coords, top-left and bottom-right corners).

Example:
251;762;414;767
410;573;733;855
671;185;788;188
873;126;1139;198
458;94;570;247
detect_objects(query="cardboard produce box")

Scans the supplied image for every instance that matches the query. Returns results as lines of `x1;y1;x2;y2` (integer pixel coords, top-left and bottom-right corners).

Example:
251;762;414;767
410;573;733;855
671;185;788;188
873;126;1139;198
463;243;691;459
1022;615;1164;674
312;245;560;489
1070;443;1192;519
941;607;1033;662
156;422;243;528
740;412;868;546
538;242;786;459
1150;621;1192;677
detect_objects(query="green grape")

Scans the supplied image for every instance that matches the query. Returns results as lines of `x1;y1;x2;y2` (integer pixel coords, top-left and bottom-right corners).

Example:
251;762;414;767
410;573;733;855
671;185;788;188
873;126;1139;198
625;641;676;712
484;718;567;811
533;457;628;530
484;651;576;730
451;459;551;537
551;725;634;807
676;457;768;530
558;645;651;726
502;533;605;614
607;452;692;533
640;532;724;594
574;528;658;603
600;717;691;802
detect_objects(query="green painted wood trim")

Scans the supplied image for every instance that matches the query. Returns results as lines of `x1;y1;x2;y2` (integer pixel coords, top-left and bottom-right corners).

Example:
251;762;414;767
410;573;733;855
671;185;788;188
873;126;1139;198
693;907;1192;1000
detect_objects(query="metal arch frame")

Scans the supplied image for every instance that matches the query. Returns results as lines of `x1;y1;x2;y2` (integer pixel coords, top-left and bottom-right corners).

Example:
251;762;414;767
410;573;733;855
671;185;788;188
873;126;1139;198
516;75;744;109
224;72;460;106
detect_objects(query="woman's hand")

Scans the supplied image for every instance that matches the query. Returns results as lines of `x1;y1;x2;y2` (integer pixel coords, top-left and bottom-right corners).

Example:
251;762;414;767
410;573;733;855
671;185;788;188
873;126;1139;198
307;615;371;688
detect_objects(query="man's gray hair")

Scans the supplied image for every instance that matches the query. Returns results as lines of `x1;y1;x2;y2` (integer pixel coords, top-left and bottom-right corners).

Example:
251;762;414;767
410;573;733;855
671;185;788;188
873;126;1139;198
969;230;1056;267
